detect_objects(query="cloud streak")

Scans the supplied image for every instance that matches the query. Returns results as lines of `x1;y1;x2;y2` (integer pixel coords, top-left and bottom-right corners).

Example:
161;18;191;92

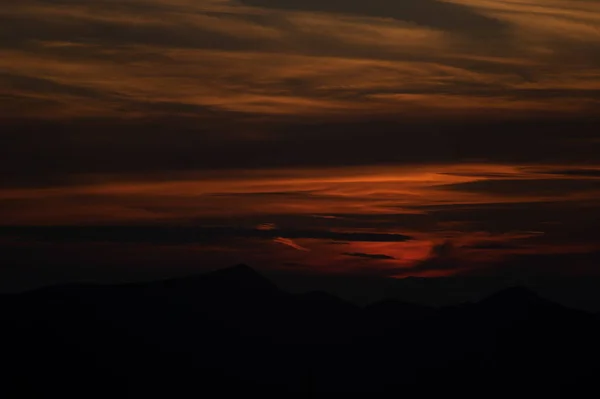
1;0;599;119
240;0;508;38
274;237;310;251
0;225;413;244
0;0;599;283
343;252;396;260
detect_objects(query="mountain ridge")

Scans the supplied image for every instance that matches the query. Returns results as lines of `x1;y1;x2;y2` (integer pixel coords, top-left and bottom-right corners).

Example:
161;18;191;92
2;264;600;398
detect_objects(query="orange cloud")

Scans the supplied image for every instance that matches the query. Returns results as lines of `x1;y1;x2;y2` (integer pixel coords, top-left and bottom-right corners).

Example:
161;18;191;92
1;163;599;225
1;0;599;119
273;237;310;252
1;0;600;280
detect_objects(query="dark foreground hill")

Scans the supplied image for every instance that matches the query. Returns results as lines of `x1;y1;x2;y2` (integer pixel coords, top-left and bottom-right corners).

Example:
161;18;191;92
2;265;599;398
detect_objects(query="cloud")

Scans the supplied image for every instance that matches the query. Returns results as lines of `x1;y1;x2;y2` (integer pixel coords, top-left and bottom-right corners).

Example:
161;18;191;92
1;0;600;284
398;240;465;275
257;223;277;231
274;237;310;251
0;72;109;99
463;242;524;251
2;0;600;122
430;240;455;258
2;118;600;191
343;252;396;260
240;0;508;38
414;199;600;238
0;226;413;244
534;169;600;178
439;178;600;197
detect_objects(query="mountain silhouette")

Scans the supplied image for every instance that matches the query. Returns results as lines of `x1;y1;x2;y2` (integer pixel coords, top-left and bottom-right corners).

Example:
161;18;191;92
479;286;549;307
2;265;600;398
141;263;282;305
365;299;435;319
153;263;279;292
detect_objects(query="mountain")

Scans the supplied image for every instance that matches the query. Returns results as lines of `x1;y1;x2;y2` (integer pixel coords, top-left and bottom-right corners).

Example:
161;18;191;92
478;286;555;308
384;275;600;312
454;285;595;328
363;299;436;333
145;263;280;295
365;299;435;320
465;286;562;321
2;265;600;398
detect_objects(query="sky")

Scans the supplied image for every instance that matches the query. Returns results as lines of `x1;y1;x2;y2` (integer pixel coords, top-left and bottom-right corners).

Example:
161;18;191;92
1;0;600;290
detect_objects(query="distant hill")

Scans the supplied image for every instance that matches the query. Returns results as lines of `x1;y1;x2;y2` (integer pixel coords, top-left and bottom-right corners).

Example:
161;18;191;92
2;265;600;398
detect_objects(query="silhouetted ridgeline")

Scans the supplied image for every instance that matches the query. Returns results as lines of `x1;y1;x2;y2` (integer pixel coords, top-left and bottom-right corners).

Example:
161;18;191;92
2;265;599;398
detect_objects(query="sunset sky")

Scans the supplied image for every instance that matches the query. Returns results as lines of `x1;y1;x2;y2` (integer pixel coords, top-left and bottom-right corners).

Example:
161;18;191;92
1;0;600;289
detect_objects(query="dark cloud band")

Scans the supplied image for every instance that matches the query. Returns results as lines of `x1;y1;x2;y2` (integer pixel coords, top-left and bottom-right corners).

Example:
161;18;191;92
0;225;412;244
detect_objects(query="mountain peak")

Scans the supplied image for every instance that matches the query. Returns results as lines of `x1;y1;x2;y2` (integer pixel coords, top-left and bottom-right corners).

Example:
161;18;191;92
479;286;552;309
209;263;266;280
204;264;280;294
146;264;280;299
220;263;257;274
488;286;540;299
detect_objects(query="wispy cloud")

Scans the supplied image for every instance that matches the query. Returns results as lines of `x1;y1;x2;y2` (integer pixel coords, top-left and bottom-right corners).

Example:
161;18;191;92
257;223;277;231
343;252;396;260
0;0;598;118
1;0;599;281
273;237;310;251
